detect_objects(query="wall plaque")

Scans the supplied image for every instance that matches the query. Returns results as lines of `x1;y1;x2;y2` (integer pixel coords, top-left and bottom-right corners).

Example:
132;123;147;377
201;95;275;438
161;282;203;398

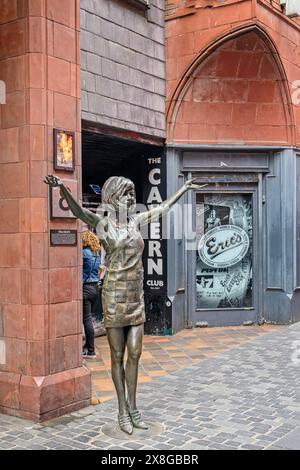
50;230;77;246
50;179;77;219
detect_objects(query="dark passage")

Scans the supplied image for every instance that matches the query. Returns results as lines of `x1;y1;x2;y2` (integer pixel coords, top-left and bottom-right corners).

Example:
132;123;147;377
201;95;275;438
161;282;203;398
82;129;162;211
82;128;170;335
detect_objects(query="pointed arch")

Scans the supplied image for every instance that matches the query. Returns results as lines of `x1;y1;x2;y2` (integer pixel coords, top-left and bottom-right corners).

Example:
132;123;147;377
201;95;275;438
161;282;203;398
168;24;295;145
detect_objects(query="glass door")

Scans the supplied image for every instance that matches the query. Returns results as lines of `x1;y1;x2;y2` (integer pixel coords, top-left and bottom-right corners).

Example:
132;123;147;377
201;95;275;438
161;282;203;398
190;190;258;325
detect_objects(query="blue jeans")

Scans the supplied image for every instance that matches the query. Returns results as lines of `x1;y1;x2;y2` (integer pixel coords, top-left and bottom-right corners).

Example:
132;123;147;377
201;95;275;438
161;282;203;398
92;284;103;323
83;283;99;354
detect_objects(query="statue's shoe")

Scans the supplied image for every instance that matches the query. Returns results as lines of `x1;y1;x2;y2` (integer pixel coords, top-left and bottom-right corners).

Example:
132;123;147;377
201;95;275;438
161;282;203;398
118;413;133;435
128;408;149;430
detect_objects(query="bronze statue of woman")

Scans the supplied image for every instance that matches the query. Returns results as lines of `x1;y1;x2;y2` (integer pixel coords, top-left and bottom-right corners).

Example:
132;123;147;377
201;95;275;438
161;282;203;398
44;174;203;435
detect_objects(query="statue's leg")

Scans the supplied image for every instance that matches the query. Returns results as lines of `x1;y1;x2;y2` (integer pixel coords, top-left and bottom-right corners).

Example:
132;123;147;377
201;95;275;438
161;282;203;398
125;324;143;410
126;324;148;429
106;327;133;435
106;327;127;414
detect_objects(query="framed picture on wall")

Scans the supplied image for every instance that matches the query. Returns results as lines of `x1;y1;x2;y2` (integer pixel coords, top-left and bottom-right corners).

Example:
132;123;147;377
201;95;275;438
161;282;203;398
53;129;75;172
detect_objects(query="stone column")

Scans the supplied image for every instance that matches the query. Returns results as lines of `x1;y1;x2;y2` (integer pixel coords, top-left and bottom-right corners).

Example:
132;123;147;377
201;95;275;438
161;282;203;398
0;0;90;421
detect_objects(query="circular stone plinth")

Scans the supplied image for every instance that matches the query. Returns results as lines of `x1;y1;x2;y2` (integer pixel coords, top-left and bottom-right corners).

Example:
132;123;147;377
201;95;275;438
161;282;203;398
101;421;164;440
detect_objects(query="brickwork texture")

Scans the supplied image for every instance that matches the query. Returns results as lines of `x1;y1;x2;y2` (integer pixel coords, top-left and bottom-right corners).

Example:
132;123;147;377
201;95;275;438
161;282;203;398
80;0;166;138
166;0;300;146
0;0;90;422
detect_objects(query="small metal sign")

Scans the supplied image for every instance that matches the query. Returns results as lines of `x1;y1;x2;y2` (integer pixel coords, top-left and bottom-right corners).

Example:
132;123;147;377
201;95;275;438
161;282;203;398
50;229;77;247
50;179;77;219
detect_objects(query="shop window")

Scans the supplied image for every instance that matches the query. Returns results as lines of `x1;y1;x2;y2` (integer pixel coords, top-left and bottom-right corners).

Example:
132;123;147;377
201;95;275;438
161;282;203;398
196;193;253;310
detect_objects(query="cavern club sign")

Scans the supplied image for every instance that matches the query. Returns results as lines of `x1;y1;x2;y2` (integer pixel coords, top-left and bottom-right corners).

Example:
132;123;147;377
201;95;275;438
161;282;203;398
198;225;250;269
142;153;167;295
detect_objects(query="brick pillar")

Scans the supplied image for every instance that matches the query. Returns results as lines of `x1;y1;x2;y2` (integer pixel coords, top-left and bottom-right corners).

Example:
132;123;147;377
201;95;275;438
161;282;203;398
0;0;91;421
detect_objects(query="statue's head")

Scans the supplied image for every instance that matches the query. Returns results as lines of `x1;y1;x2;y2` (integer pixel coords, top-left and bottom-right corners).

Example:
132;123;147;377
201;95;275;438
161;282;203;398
102;176;136;214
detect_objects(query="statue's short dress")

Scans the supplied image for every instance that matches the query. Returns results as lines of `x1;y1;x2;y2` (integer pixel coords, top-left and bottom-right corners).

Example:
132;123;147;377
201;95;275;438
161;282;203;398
97;216;146;328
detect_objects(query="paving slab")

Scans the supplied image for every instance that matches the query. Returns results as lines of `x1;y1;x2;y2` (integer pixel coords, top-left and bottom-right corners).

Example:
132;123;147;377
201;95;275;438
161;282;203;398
0;323;299;450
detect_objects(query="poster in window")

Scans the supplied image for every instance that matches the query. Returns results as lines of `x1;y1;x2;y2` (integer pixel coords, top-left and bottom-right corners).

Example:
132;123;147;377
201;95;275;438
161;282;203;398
196;194;253;309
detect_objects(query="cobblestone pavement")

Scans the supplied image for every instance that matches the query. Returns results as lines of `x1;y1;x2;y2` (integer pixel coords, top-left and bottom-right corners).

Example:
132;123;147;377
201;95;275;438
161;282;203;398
88;324;280;403
0;323;300;450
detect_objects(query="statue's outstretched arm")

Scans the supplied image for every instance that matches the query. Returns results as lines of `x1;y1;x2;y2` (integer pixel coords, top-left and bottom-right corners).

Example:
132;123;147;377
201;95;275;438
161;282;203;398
44;175;101;228
136;180;207;226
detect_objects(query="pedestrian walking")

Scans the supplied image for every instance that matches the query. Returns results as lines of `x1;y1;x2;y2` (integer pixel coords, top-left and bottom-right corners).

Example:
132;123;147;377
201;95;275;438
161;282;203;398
82;230;101;359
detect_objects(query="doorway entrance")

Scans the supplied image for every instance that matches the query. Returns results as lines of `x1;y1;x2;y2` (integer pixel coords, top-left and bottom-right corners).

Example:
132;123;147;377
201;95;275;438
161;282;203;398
82;127;168;334
186;180;260;327
82;130;154;212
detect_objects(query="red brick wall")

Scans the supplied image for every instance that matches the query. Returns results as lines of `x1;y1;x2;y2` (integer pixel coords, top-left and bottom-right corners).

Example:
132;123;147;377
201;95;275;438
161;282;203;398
0;0;90;421
256;0;300;144
171;31;292;144
166;0;300;145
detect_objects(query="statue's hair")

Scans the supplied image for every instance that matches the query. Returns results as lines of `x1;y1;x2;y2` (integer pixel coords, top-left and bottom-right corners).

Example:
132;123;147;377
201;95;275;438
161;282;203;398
82;230;101;252
101;176;134;207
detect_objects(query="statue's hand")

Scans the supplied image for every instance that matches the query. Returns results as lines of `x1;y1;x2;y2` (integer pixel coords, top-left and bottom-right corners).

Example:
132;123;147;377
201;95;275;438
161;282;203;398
185;178;208;190
44;175;63;187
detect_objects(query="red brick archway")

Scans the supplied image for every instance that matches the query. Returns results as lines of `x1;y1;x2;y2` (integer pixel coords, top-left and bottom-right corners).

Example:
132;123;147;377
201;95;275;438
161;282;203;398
168;26;295;145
